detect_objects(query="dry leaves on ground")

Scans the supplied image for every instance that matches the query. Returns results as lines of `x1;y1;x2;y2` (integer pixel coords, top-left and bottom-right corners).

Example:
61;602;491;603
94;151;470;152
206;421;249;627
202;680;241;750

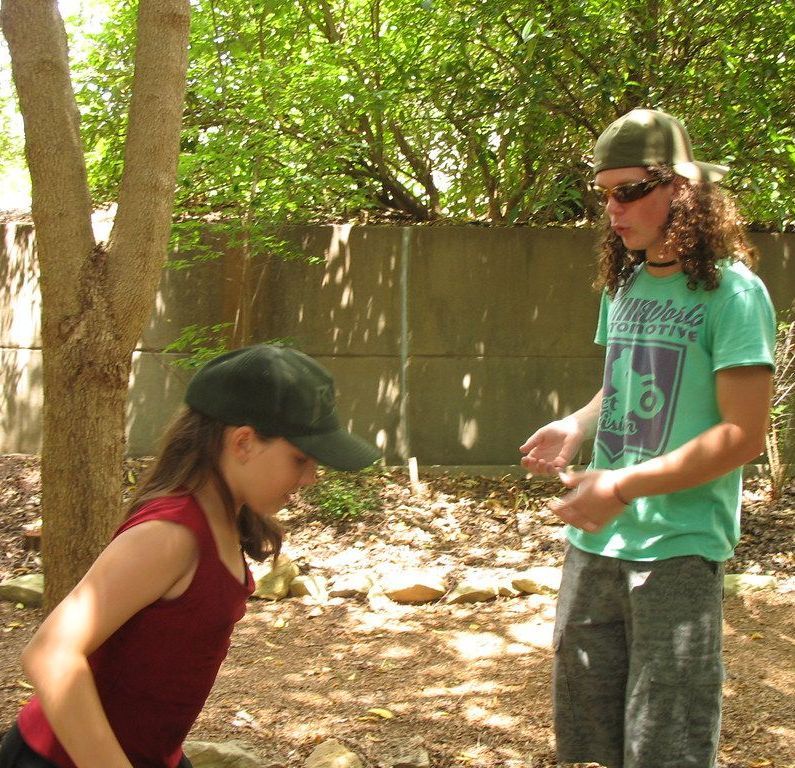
1;456;793;767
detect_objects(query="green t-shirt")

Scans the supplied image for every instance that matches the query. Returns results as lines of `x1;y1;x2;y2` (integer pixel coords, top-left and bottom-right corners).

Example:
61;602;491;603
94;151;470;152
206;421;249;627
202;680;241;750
568;261;776;562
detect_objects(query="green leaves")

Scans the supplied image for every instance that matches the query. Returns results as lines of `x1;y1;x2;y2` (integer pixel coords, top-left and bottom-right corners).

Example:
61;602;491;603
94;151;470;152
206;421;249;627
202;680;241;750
300;467;383;523
67;0;794;228
163;323;234;369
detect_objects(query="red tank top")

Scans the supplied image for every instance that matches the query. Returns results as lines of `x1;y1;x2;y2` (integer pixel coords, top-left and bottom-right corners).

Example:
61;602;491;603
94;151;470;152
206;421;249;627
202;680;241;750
18;494;254;767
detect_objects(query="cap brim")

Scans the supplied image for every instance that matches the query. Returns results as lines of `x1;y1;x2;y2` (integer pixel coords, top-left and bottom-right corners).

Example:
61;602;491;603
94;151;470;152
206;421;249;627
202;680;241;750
289;429;381;471
673;160;728;183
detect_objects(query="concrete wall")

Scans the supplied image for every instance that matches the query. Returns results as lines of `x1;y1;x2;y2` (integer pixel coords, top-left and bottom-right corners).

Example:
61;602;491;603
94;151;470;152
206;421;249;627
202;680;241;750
2;223;793;466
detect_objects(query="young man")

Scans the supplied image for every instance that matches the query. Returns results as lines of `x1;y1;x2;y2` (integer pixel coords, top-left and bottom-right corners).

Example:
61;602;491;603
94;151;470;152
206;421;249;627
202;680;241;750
519;109;776;768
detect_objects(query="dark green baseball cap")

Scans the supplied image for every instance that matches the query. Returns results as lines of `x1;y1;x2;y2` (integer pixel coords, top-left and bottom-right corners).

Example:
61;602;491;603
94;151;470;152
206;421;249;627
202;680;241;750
185;344;381;471
593;108;728;182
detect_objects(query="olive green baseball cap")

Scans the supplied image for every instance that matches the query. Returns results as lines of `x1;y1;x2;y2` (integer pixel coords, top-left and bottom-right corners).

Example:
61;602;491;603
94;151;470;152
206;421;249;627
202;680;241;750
185;344;381;471
593;108;728;182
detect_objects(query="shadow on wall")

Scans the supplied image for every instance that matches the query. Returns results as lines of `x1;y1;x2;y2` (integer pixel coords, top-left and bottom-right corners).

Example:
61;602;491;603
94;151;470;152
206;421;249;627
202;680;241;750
274;226;406;463
749;233;793;313
153;224;607;465
403;228;604;465
4;224;794;465
0;224;43;454
126;231;233;456
126;351;194;457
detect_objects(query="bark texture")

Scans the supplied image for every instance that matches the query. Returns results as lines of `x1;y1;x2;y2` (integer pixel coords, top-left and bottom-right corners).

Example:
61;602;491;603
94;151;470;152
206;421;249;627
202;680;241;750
1;0;191;609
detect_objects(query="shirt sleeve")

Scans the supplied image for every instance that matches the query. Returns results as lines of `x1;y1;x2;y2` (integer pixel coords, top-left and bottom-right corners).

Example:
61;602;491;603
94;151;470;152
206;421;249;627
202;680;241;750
710;283;777;372
594;290;610;346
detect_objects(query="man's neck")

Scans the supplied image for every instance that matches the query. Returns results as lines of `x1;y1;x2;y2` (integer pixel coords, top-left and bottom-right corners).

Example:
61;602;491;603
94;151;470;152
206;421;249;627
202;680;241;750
644;250;682;277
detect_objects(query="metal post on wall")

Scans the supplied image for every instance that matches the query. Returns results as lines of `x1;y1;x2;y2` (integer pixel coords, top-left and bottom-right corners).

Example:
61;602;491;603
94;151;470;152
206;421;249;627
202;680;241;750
397;226;411;463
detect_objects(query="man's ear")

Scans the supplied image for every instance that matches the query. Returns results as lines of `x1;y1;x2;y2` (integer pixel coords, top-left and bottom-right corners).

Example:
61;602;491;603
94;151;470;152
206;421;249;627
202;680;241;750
226;425;258;461
664;175;684;209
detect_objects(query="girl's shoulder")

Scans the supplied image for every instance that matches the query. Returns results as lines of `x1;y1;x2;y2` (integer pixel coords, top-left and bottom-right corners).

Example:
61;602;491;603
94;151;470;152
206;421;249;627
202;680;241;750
117;493;208;540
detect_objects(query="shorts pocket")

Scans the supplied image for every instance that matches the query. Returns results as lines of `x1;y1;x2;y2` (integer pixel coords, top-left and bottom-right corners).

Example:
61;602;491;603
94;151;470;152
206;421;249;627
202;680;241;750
627;658;723;767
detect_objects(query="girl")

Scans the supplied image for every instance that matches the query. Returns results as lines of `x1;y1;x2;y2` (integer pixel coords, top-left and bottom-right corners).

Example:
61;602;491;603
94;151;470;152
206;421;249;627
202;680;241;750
0;344;380;767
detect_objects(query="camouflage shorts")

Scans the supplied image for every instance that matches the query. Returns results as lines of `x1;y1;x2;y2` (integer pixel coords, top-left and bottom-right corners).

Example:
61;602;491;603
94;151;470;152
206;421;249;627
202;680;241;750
553;545;724;768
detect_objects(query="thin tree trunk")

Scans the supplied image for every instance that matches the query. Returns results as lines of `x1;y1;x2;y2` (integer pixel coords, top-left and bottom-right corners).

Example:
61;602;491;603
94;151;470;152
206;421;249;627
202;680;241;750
2;0;191;609
41;348;131;606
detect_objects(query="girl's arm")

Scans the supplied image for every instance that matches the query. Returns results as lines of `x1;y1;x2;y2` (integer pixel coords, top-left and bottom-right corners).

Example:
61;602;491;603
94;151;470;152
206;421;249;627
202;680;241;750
22;520;198;768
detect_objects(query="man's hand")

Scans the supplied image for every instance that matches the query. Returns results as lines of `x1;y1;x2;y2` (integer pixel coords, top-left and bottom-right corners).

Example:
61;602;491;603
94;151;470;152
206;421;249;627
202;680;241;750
519;416;585;475
551;469;627;532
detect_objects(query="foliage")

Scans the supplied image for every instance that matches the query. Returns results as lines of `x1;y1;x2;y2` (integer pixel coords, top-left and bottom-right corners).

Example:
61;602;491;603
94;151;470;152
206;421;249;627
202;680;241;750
301;467;383;523
67;0;794;229
765;306;795;499
164;324;294;369
163;323;235;369
0;95;20;174
0;49;26;194
167;219;312;271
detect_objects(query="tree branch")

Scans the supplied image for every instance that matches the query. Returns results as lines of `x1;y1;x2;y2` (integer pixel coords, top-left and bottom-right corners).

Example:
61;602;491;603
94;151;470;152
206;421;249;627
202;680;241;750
1;0;95;308
389;120;440;215
107;0;191;348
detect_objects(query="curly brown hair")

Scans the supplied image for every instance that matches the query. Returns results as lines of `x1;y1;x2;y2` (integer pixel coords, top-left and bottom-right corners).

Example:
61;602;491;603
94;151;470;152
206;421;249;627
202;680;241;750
594;166;758;296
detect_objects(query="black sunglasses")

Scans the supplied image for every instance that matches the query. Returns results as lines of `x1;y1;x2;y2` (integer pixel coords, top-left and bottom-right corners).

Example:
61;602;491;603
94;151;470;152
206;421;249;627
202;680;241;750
590;176;671;205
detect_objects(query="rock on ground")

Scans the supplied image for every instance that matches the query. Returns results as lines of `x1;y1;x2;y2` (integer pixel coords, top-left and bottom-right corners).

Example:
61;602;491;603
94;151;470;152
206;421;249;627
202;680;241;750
305;739;363;768
183;739;260;768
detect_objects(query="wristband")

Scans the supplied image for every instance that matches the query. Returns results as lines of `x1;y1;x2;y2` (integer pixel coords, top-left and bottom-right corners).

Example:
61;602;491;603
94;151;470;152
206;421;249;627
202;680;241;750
612;477;631;506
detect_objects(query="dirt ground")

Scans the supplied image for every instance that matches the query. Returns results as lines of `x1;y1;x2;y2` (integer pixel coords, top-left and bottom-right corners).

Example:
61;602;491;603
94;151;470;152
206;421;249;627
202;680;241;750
1;455;793;768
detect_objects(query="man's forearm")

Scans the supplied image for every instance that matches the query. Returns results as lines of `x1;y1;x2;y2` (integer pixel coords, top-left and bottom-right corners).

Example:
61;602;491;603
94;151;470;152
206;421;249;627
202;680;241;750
569;388;603;441
614;420;765;502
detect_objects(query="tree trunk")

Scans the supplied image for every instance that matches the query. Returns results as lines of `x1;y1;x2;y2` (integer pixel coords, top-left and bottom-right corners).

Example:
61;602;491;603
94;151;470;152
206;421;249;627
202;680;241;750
41;342;131;609
1;0;191;609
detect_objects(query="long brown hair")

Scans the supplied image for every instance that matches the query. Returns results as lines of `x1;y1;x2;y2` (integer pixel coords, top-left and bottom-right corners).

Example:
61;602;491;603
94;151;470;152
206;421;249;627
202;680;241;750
126;408;282;562
594;166;758;296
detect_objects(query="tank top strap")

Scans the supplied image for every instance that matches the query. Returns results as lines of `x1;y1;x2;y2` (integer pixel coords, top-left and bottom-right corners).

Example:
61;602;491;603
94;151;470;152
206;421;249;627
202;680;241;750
116;494;213;551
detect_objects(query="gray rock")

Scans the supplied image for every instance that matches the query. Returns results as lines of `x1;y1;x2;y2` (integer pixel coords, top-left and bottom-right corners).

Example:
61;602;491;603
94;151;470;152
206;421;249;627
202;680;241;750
723;573;778;596
329;571;374;598
514;510;534;536
447;580;498;604
252;554;299;600
392;751;430;768
305;739;363;768
512;566;561;595
183;739;260;768
377;740;431;767
0;573;44;606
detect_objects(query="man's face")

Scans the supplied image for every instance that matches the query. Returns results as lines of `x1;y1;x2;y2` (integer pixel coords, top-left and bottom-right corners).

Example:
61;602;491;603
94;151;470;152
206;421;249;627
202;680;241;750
594;166;676;261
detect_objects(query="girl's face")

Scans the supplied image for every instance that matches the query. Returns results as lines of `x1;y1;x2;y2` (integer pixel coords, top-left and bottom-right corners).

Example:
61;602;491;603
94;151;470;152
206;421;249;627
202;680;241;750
224;430;318;518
